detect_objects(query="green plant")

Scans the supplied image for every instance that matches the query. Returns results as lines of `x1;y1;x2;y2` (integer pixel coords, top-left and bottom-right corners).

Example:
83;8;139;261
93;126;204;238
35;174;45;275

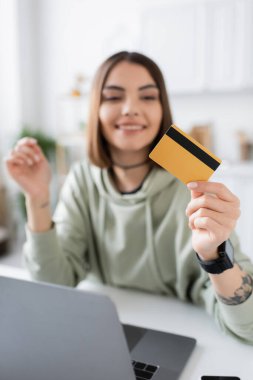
16;126;56;159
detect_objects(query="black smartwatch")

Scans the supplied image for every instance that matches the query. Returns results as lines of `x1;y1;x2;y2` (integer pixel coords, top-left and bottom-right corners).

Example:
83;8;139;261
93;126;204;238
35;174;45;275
196;240;234;274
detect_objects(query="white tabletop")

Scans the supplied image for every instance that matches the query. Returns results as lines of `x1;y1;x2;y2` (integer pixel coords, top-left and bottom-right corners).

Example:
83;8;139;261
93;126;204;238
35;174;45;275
1;264;252;380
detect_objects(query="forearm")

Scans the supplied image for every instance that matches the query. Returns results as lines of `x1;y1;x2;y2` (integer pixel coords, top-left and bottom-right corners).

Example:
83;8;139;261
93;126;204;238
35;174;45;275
25;190;52;232
210;264;253;305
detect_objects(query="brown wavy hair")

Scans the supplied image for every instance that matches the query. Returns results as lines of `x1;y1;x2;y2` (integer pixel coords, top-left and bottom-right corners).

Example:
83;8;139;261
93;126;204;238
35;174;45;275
86;51;173;168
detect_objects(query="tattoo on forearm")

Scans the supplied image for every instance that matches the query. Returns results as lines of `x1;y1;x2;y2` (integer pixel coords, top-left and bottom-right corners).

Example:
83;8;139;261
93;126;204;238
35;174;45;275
218;274;253;305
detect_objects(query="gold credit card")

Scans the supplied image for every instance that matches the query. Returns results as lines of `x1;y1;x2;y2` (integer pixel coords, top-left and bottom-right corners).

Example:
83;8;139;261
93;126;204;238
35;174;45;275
149;124;221;184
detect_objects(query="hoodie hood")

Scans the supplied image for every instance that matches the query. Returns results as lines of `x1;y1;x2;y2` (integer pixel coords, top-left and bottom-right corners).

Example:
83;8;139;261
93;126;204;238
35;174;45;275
90;165;177;204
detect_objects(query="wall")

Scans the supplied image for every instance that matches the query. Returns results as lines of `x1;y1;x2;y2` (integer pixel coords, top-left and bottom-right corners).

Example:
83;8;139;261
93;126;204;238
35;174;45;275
15;0;253;162
1;0;253;259
0;0;21;158
17;0;143;136
16;0;41;130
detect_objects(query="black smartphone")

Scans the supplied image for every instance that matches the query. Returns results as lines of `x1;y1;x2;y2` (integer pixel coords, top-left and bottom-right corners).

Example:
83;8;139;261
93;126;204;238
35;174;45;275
201;377;240;380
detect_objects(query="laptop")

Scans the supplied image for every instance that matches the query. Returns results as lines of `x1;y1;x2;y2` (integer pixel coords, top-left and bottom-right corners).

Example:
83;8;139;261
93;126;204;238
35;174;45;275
0;276;196;380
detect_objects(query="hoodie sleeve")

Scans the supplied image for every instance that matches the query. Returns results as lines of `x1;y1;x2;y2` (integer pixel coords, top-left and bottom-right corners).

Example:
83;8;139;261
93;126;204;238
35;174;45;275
206;232;253;345
174;184;253;344
189;229;253;344
23;163;90;287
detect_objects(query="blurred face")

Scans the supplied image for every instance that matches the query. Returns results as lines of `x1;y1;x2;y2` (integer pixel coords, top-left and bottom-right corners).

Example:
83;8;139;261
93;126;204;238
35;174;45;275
99;61;162;157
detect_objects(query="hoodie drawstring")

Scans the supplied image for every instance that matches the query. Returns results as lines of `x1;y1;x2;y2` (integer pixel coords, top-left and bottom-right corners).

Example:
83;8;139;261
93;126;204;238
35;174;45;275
145;198;169;293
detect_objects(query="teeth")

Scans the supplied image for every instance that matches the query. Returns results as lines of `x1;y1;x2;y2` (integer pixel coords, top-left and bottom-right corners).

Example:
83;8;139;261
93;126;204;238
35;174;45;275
117;125;144;130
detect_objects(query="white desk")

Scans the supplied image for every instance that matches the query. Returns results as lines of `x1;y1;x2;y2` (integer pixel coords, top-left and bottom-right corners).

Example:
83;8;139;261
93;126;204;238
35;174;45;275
1;264;252;380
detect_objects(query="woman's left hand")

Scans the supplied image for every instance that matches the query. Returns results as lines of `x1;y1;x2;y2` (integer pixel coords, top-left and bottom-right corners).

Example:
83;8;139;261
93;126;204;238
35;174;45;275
185;181;241;260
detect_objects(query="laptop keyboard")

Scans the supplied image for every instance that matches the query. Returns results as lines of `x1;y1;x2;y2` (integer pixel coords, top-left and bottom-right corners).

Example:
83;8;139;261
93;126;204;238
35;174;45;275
132;360;159;380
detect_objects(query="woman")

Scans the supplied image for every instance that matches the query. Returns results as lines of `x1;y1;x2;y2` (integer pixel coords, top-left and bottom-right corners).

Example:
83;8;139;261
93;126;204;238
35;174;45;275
5;51;253;343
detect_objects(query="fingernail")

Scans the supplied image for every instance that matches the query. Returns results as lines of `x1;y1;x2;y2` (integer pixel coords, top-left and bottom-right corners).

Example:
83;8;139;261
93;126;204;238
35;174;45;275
187;182;198;189
35;155;40;162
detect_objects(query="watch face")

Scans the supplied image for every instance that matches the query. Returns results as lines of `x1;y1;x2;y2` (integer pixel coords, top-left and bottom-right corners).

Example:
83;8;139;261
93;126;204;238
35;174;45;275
225;239;234;263
219;239;234;264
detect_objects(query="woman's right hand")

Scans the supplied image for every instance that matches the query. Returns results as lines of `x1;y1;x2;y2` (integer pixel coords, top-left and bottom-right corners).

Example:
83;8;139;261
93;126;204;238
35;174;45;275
5;137;52;200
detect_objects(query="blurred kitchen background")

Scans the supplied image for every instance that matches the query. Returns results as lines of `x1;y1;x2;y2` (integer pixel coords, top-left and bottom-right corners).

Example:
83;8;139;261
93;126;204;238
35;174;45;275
0;0;253;267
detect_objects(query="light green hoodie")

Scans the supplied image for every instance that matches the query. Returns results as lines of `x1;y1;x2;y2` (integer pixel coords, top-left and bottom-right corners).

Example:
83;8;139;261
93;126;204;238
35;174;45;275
24;161;253;344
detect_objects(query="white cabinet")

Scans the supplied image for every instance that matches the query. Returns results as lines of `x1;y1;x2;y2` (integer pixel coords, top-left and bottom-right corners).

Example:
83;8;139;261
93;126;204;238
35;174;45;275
213;162;253;260
139;0;253;94
205;0;253;91
140;2;206;94
244;0;253;87
205;0;244;90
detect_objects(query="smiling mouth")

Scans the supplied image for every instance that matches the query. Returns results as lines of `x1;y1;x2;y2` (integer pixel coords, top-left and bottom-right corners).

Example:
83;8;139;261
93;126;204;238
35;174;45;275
116;125;146;131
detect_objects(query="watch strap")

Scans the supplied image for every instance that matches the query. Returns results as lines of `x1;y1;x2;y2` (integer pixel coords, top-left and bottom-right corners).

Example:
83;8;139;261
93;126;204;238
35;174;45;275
196;245;234;274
